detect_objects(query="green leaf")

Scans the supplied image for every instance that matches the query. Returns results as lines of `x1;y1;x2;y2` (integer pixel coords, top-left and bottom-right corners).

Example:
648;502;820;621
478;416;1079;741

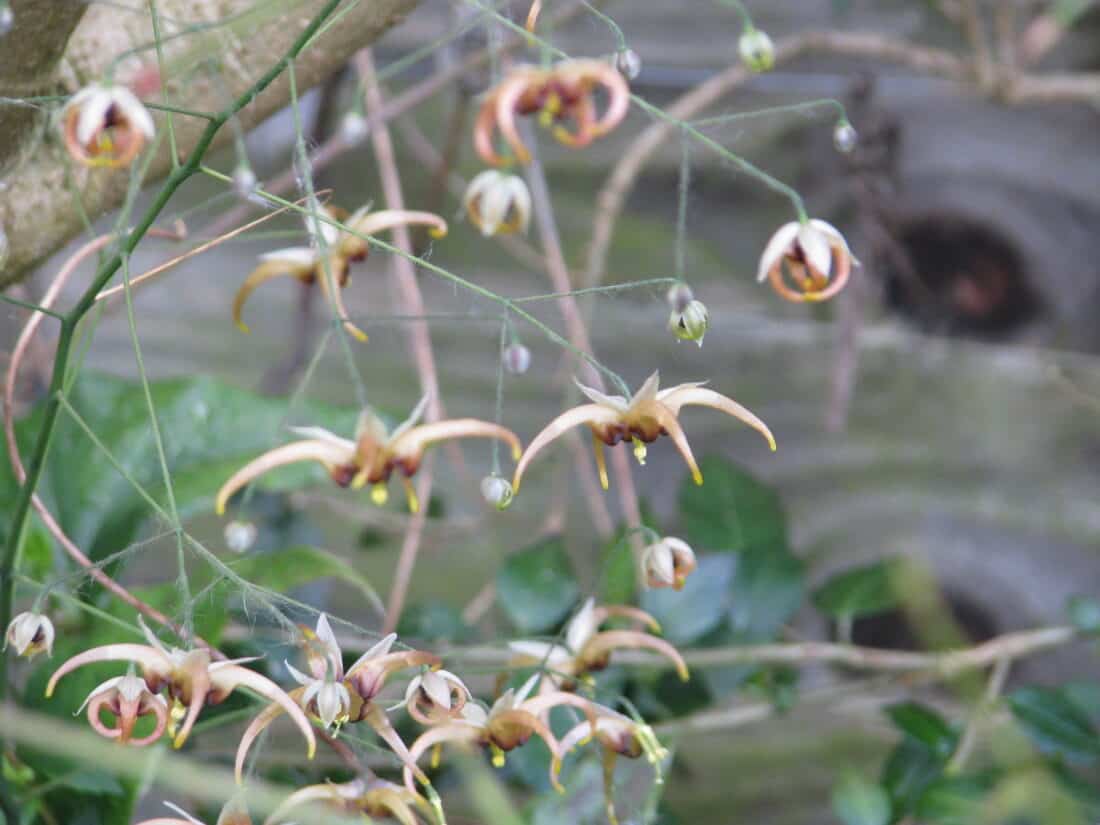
599;532;639;607
1009;686;1100;764
641;555;734;645
0;372;358;562
914;776;989;825
1067;595;1100;635
496;537;579;633
728;548;805;642
885;702;958;759
881;738;948;814
832;772;891;825
398;602;471;644
227;545;384;615
17;526;53;584
813;558;905;620
678;456;786;553
55;770;125;796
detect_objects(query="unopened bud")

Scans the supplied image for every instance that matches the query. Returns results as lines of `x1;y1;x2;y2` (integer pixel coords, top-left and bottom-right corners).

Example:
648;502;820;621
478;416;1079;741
232;165;258;201
642;537;697;591
666;282;695;314
615;48;642;81
503;343;531;375
738;28;775;73
4;611;54;658
668;300;709;346
340;112;369;145
224;520;258;553
833;122;858;154
480;475;514;510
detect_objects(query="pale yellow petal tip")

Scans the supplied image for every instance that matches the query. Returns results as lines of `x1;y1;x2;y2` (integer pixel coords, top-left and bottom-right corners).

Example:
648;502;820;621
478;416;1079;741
173;734;187;749
215;500;226;516
692;470;704;487
346;323;369;343
678;665;690;682
234;320;251;335
767;435;777;452
44;686;55;699
428;227;448;239
307;741;317;759
511;444;522;461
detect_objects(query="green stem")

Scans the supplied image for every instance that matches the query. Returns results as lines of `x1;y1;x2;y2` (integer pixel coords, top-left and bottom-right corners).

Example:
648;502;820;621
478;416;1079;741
0;0;345;701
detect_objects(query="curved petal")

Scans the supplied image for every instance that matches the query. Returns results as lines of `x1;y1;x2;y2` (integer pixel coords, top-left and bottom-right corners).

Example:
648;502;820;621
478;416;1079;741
491;708;564;790
213;665;315;771
573;378;628;411
403;724;483;794
391;420;521;468
233;258;312;333
46;645;167;697
588;63;632;137
630;371;662;405
348;210;447;241
234;688;302;784
591;604;662;633
346;632;397;673
551;94;598;148
797;223;833;280
113;88;156;138
214;440;354;515
651;403;703;486
658;388;776;452
313;255;368;343
583;630;689;681
474;96;509;167
495;73;538;165
802;240;852;303
756;222;800;282
508;640;572;669
262;782;347;825
513;405;622;492
389;393;432;442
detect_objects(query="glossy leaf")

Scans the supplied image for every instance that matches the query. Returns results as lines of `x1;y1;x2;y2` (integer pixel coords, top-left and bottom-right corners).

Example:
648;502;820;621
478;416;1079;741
728;548;805;642
885;702;958;759
813;558;905;620
677;456;786;553
832;772;891;825
881;738;948;815
1008;686;1100;764
496;536;579;633
641;554;734;645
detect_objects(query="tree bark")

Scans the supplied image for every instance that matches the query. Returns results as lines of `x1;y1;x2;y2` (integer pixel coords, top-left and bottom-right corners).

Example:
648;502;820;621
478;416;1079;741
0;0;418;286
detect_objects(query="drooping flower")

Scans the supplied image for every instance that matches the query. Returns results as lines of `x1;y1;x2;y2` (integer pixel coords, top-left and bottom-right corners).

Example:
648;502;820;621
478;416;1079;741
61;84;155;168
232;200;447;340
642;537;697;591
399;668;472;724
463;170;532;236
512;371;774;493
757;219;855;303
236;614;437;783
79;671;169;746
215;394;521;514
474;59;631;167
401;673;593;793
4;610;55;658
45;617;315;764
264;777;432;825
509;598;688;686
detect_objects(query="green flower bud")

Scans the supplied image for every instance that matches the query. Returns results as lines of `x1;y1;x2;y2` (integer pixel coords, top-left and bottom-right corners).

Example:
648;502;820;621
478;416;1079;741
480;475;514;510
668;299;709;346
738;28;775;73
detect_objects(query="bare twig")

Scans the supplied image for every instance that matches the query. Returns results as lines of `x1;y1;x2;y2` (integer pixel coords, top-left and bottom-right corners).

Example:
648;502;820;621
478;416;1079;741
947;655;1012;773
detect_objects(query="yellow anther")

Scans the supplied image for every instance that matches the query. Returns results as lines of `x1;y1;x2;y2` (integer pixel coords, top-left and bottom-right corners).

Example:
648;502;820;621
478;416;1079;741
370;483;389;505
632;437;647;465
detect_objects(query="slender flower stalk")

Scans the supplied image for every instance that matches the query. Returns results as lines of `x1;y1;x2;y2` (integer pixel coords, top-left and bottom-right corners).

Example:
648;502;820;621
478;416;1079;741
512;371;774;493
215;394;521;514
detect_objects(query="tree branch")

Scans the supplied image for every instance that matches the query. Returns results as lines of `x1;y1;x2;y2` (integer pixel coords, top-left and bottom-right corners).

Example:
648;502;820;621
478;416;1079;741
0;0;418;286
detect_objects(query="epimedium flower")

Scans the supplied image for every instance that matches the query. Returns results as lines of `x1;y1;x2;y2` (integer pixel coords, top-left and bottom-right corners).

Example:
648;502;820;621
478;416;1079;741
264;777;432;825
666;283;709;346
237;614;437;783
4;610;55;658
757;219;855;303
399;668;472;724
738;28;776;73
45;616;315;762
474;59;631;167
402;673;594;793
463;170;532;236
512;371;775;493
509;598;688;687
215;393;521;514
642;536;697;591
232;201;448;341
61;84;155;168
78;671;169;746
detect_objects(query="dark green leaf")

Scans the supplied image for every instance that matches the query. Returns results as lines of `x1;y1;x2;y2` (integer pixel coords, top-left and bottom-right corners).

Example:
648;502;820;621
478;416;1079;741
496;537;579;633
398;603;471;644
641;554;734;645
914;776;989;825
832;772;891;825
1067;595;1100;635
227;545;384;615
55;770;125;796
599;533;639;607
813;558;905;620
728;548;805;642
677;456;786;553
881;738;948;814
885;702;958;759
1009;686;1100;764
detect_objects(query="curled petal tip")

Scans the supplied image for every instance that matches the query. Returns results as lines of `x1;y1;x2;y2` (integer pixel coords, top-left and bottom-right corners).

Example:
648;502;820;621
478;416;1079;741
692;470;704;486
511;444;522;461
347;324;369;343
428;227;447;239
678;664;690;682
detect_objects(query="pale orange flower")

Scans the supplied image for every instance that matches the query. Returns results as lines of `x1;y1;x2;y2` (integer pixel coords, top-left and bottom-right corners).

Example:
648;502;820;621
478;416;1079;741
61;84;155;168
757;219;855;303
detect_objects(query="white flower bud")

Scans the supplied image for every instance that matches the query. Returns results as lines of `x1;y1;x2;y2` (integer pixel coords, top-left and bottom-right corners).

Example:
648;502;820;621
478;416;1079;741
480;475;514;510
503;343;531;375
340;111;369;145
232;165;258;201
224;520;257;553
463;170;531;237
0;6;13;37
833;122;858;154
666;282;695;314
738;28;775;73
642;537;697;591
615;49;642;80
668;299;709;346
4;611;55;658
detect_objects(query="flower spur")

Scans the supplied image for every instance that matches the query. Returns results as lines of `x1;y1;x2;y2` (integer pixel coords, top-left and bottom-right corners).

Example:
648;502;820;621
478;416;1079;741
512;371;775;493
215;393;521;514
232;201;447;341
